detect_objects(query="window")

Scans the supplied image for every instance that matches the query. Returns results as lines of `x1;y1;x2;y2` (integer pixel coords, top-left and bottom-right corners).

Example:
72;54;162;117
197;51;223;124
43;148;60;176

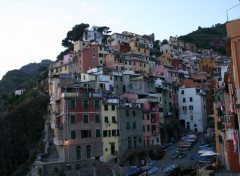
182;106;187;111
132;122;136;129
104;116;109;123
96;129;101;138
86;145;91;159
190;115;193;120
189;105;194;110
126;109;129;116
112;116;117;123
70;99;76;108
143;125;145;132
71;130;76;139
112;105;115;111
83;115;88;123
190;97;193;102
104;105;108;111
147;114;150;120
128;137;132;149
83;100;88;108
183;98;186;102
95;114;100;123
112;130;116;137
92;53;96;58
126;122;130;129
147;125;150;131
76;146;81;160
103;130;108;137
133;110;136;116
181;90;184;94
70;114;76;124
81;130;91;138
92;47;96;51
95;100;100;108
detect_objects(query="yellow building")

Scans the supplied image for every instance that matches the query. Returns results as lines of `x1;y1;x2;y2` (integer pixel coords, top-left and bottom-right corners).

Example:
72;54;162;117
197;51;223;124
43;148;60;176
128;38;150;56
102;99;119;163
159;53;172;66
199;58;215;70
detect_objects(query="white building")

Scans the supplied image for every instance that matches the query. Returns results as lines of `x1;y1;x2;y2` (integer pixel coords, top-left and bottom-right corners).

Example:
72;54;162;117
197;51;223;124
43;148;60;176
107;33;132;46
15;89;26;95
178;87;207;132
83;26;103;44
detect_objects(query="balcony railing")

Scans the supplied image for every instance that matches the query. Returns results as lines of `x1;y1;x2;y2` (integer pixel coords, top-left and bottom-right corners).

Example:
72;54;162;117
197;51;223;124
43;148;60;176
62;92;102;98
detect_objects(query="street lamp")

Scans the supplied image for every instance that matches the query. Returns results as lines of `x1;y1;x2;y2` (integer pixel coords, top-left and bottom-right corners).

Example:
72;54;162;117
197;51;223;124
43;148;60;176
64;140;70;162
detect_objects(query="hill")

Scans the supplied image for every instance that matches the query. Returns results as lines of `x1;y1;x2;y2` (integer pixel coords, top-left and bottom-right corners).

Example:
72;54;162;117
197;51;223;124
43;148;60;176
0;59;52;97
178;23;227;54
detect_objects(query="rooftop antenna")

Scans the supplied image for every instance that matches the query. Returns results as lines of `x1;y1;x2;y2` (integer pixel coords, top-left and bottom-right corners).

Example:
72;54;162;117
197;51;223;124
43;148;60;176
226;2;240;21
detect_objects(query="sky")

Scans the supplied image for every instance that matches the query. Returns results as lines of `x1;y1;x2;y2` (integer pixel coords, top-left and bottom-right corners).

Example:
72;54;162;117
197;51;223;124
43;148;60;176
0;0;240;80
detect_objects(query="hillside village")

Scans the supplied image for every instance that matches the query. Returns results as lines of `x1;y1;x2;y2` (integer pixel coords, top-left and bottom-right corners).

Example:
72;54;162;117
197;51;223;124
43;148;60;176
30;19;240;175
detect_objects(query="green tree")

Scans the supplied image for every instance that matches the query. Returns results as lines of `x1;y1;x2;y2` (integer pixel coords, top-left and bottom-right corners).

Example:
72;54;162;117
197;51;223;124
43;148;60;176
161;39;168;45
62;23;90;48
57;23;90;61
97;26;111;44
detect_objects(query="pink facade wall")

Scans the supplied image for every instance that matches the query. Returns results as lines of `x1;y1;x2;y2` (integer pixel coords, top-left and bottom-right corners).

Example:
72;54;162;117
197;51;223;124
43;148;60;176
82;44;99;73
150;65;168;77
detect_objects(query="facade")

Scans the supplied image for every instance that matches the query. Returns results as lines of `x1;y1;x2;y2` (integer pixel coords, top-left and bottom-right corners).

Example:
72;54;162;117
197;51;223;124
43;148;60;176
118;101;144;157
128;38;150;56
107;33;132;46
48;75;103;162
81;43;99;73
83;26;103;44
178;87;207;132
214;18;240;172
185;43;197;52
102;99;119;163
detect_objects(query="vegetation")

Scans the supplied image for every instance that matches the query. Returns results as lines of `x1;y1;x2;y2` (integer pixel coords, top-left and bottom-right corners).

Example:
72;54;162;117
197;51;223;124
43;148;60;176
178;23;226;54
0;61;50;176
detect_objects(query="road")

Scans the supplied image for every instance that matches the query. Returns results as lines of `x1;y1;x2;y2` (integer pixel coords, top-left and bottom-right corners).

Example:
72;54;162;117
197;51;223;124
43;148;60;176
152;133;205;175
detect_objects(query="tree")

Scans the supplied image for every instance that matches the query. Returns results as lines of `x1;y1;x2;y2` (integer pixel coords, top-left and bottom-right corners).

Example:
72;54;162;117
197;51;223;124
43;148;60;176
57;23;90;61
161;39;168;45
153;40;160;49
61;23;90;48
97;26;111;44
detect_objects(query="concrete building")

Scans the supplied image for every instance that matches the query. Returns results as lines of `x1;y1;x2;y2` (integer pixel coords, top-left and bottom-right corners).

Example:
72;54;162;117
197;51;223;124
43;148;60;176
117;101;143;158
178;87;207;132
101;99;119;163
83;26;103;44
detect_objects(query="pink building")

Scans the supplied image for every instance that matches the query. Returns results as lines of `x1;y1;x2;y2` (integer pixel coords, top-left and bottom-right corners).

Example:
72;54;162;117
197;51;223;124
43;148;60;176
150;65;169;77
81;44;99;73
105;53;125;71
121;93;161;146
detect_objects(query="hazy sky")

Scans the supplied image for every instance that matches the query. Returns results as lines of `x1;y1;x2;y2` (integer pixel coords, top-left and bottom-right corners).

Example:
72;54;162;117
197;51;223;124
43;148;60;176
0;0;240;80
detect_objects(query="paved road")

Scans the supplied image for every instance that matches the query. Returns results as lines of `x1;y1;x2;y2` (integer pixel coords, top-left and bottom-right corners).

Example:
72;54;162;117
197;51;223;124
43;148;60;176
152;133;205;175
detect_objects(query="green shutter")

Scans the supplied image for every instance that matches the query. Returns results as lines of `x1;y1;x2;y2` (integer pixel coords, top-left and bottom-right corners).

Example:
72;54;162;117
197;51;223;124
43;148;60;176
83;100;88;108
84;115;88;123
95;115;100;123
95;100;100;108
70;100;76;108
126;122;130;129
96;129;100;137
71;131;76;139
133;122;136;129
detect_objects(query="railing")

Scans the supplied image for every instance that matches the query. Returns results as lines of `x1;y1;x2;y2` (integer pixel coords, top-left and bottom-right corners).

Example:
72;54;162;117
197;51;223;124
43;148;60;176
62;92;102;98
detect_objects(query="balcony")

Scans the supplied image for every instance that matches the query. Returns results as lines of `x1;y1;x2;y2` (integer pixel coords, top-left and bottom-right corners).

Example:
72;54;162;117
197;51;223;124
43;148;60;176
62;92;102;98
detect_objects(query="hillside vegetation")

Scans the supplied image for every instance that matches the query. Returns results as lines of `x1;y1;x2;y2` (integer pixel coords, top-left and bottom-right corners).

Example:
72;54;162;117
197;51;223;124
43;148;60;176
178;23;226;54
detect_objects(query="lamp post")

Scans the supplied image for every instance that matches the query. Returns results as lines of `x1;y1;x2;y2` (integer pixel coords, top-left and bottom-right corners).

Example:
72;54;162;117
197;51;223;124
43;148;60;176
64;140;70;162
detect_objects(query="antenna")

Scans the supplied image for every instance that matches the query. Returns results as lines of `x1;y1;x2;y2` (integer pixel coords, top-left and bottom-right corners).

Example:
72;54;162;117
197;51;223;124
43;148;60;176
226;3;240;21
